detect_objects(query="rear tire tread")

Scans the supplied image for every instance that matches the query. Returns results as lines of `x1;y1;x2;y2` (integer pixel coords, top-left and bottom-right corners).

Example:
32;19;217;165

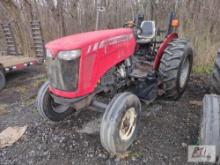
159;38;193;100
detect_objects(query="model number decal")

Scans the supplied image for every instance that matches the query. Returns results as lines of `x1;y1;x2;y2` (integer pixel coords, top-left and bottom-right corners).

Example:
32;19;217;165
87;34;133;54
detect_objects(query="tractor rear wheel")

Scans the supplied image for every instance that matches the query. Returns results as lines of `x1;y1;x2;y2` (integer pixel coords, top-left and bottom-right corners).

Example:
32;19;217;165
200;94;220;162
212;50;220;94
100;92;141;155
0;69;6;91
159;39;193;100
37;81;73;122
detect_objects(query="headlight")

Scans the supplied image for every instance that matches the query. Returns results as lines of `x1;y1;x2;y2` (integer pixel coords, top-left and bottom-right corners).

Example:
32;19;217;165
58;50;81;61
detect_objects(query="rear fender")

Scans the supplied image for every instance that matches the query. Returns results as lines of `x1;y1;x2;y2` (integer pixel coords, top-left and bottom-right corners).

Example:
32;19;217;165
153;33;178;69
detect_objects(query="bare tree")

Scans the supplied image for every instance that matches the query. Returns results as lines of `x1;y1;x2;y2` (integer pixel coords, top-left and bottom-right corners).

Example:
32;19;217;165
1;0;220;66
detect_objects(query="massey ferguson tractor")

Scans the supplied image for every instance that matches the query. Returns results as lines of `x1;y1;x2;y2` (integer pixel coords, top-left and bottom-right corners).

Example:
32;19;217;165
37;12;193;155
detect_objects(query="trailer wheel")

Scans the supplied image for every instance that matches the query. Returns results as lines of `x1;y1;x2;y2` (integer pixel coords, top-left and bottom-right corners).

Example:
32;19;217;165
0;69;6;91
159;39;193;100
212;50;220;94
200;94;220;161
37;81;73;122
100;92;141;155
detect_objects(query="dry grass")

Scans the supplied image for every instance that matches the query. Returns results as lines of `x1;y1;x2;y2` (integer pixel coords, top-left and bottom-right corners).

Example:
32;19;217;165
180;22;220;74
192;65;213;74
15;74;47;105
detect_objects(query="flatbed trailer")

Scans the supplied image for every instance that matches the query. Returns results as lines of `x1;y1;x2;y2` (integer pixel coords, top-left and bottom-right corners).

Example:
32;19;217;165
0;20;45;91
0;55;43;90
0;55;38;71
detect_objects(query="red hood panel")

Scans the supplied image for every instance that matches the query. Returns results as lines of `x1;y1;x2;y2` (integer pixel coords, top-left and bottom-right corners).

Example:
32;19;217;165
46;28;133;55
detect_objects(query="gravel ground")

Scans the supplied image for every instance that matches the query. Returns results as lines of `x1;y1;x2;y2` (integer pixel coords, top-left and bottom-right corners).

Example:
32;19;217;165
0;65;211;165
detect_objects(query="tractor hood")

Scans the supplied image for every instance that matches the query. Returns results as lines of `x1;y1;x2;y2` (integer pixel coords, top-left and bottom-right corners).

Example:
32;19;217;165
46;28;133;56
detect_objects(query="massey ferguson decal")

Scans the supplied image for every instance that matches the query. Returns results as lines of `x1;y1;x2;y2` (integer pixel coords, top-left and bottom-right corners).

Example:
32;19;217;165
87;34;133;54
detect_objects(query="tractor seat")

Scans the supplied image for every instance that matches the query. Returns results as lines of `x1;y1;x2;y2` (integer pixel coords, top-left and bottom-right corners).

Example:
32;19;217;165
137;21;156;44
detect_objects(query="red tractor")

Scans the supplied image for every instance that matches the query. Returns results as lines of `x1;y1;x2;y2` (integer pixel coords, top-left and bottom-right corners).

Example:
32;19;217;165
37;13;193;155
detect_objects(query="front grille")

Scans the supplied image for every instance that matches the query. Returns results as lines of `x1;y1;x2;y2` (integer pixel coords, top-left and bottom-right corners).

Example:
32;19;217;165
47;58;80;91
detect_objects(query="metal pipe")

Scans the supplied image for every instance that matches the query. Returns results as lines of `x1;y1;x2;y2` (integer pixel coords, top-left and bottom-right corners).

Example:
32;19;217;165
88;100;107;112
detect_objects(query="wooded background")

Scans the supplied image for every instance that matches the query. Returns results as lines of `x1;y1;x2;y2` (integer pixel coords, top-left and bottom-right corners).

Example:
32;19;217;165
0;0;220;70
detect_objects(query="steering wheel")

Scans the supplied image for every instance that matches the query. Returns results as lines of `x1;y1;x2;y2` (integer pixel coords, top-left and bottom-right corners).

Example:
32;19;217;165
123;21;142;36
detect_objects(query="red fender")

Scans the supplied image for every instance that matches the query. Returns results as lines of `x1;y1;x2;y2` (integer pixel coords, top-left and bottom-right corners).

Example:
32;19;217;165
153;33;178;70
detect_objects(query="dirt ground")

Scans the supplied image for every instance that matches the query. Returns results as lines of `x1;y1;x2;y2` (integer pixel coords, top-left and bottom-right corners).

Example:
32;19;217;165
0;65;211;165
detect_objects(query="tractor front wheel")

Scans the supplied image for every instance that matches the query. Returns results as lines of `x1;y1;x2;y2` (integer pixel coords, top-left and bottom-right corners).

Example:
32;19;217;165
100;92;141;155
37;82;73;122
0;69;6;91
159;39;193;100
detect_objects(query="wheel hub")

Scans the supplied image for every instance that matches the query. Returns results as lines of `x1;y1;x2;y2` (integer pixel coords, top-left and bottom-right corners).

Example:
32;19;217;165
119;107;137;141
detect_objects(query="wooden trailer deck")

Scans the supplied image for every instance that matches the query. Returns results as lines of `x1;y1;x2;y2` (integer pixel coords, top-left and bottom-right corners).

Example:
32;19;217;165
0;55;37;68
0;55;40;73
